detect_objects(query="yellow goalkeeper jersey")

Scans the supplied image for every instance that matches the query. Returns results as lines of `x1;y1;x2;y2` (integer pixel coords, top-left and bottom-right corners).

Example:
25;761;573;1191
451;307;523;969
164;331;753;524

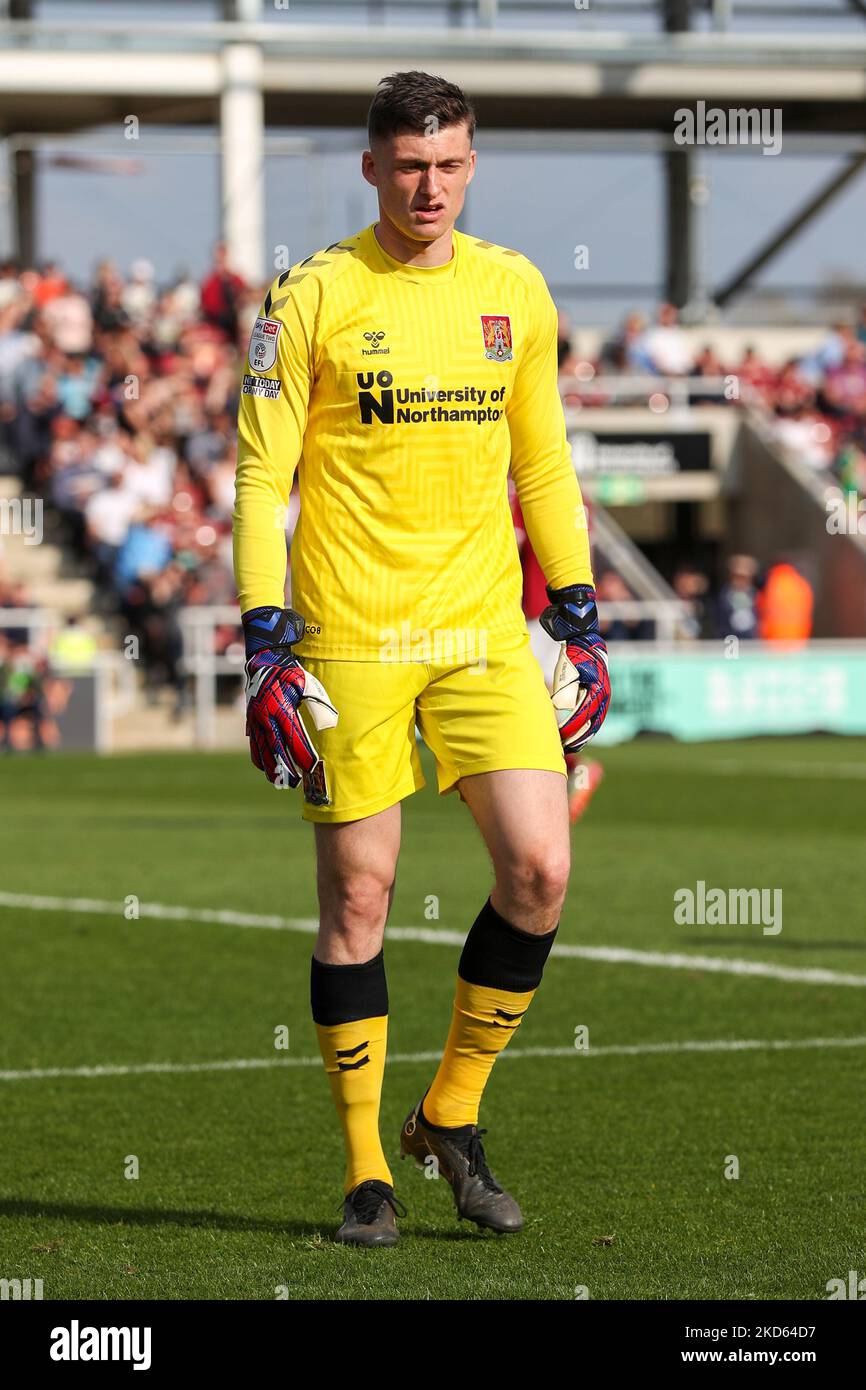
233;222;592;660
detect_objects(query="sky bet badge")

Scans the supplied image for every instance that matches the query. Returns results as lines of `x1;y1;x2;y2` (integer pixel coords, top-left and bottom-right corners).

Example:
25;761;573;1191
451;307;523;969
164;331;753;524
481;314;513;362
249;316;282;374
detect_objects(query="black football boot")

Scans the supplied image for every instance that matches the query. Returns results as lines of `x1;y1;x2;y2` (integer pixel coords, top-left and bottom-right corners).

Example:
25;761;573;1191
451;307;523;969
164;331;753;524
400;1097;523;1234
335;1179;406;1247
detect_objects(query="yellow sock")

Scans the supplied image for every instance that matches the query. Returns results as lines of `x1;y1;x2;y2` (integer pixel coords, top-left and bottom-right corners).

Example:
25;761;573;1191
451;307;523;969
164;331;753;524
315;1015;393;1195
423;977;535;1128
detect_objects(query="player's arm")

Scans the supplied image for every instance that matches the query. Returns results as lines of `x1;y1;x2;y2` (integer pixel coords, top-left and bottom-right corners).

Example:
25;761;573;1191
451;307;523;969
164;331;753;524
233;279;338;800
507;268;610;752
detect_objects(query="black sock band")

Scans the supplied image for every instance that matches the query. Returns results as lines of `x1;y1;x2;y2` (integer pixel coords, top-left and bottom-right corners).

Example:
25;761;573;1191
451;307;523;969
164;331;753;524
310;949;388;1026
458;898;558;993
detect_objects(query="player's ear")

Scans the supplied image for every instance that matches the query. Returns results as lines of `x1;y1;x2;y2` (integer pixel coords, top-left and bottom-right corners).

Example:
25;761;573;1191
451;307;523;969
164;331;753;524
361;150;377;188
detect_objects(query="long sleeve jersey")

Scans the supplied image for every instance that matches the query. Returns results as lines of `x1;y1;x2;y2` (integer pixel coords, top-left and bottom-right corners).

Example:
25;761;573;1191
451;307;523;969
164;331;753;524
233;221;592;660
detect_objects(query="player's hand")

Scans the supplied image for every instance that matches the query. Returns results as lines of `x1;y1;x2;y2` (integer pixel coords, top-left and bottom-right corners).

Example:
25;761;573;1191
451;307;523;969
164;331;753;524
539;584;610;755
241;606;338;803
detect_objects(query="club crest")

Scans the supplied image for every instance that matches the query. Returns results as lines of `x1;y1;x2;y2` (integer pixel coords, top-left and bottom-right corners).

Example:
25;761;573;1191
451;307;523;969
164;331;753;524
481;314;513;362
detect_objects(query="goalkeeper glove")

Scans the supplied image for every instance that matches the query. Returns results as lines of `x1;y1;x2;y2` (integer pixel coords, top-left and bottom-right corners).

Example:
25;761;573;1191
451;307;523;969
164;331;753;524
539;583;611;754
242;605;338;804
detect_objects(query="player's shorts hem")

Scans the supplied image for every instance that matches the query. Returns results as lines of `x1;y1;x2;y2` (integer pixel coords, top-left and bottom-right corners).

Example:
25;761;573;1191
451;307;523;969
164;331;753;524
301;772;425;824
438;757;567;797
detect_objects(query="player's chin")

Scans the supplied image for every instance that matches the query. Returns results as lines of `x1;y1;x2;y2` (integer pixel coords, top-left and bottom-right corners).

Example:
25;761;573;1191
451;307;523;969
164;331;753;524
409;207;451;236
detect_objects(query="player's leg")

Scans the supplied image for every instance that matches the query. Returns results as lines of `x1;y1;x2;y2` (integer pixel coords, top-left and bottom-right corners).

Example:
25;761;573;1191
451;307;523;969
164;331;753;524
312;806;405;1245
296;654;427;1244
402;640;569;1230
401;769;567;1232
422;768;567;1124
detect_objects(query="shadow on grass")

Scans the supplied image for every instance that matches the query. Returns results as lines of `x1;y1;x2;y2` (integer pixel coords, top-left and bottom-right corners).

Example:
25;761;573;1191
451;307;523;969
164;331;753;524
0;1197;487;1244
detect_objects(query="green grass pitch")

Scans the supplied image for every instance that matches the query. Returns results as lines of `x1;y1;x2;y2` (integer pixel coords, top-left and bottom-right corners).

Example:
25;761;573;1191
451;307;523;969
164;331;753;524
0;738;864;1300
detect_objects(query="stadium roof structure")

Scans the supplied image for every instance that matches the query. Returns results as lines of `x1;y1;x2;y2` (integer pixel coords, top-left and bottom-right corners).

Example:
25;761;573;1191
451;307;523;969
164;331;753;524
2;0;866;306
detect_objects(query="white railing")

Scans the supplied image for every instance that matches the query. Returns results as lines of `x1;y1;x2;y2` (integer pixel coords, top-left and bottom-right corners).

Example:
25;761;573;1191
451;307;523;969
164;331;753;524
558;374;758;410
0;606;54;652
178;600;693;747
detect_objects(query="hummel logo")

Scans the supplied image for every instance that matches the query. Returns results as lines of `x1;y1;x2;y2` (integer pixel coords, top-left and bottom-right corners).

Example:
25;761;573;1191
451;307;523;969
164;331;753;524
492;1007;526;1028
336;1039;370;1071
362;330;389;357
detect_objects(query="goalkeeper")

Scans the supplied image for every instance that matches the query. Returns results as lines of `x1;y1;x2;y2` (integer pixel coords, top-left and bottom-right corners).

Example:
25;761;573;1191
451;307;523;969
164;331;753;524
233;69;610;1248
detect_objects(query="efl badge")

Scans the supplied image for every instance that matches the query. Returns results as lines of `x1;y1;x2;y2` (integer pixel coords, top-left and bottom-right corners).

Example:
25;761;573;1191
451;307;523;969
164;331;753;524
249;316;282;375
481;314;513;362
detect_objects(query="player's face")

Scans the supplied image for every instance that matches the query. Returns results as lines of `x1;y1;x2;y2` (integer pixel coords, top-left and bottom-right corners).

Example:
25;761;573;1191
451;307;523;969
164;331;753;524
364;123;476;244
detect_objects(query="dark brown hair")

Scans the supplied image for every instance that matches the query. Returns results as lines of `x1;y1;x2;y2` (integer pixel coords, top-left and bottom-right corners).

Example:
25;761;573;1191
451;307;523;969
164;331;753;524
367;70;476;146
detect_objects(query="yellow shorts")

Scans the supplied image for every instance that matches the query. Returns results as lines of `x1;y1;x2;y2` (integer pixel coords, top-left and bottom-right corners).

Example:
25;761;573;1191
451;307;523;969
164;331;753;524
299;633;565;824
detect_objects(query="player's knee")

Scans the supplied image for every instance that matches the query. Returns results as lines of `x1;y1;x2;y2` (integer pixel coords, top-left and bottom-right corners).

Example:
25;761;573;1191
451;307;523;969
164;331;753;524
503;847;570;913
320;868;394;939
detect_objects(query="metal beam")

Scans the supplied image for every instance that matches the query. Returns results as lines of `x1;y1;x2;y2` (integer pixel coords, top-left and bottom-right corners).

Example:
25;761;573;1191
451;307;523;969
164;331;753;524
665;148;693;308
713;153;866;307
12;144;34;264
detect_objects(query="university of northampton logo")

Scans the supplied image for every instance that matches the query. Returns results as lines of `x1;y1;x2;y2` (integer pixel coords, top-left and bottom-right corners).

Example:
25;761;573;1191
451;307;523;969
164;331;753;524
481;314;513;361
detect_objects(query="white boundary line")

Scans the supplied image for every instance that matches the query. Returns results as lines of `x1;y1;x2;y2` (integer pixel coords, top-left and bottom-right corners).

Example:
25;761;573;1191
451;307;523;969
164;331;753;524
1;891;865;987
2;1036;865;1083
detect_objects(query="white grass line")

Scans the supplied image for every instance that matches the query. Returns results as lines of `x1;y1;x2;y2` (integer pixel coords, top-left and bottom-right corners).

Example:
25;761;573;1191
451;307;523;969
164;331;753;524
0;892;319;934
551;944;866;988
2;1036;865;1083
1;891;865;988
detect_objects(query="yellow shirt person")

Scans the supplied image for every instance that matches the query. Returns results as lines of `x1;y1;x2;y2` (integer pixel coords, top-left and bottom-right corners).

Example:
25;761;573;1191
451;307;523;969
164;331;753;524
233;222;592;661
233;70;609;1248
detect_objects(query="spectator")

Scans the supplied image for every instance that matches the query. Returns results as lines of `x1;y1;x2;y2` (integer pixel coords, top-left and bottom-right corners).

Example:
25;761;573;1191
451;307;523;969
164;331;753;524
798;321;854;386
56;352;101;422
672;564;713;639
84;471;141;589
639;302;693;376
200;241;247;342
0;259;20;311
122;259;157;326
822;338;866;419
596;570;653;641
599;312;651;373
733;345;777;407
690;344;729;405
716;555;759;642
41;281;93;355
50;615;97;672
757;559;814;644
32;261;69;309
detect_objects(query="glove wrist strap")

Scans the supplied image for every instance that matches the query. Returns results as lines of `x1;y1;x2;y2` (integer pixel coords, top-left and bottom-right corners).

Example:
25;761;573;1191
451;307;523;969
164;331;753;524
242;605;305;658
540;584;600;640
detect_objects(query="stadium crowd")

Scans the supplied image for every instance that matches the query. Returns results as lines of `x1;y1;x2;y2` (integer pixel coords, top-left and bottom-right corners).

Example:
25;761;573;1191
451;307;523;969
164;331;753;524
0;253;855;695
0;245;253;709
557;301;866;499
